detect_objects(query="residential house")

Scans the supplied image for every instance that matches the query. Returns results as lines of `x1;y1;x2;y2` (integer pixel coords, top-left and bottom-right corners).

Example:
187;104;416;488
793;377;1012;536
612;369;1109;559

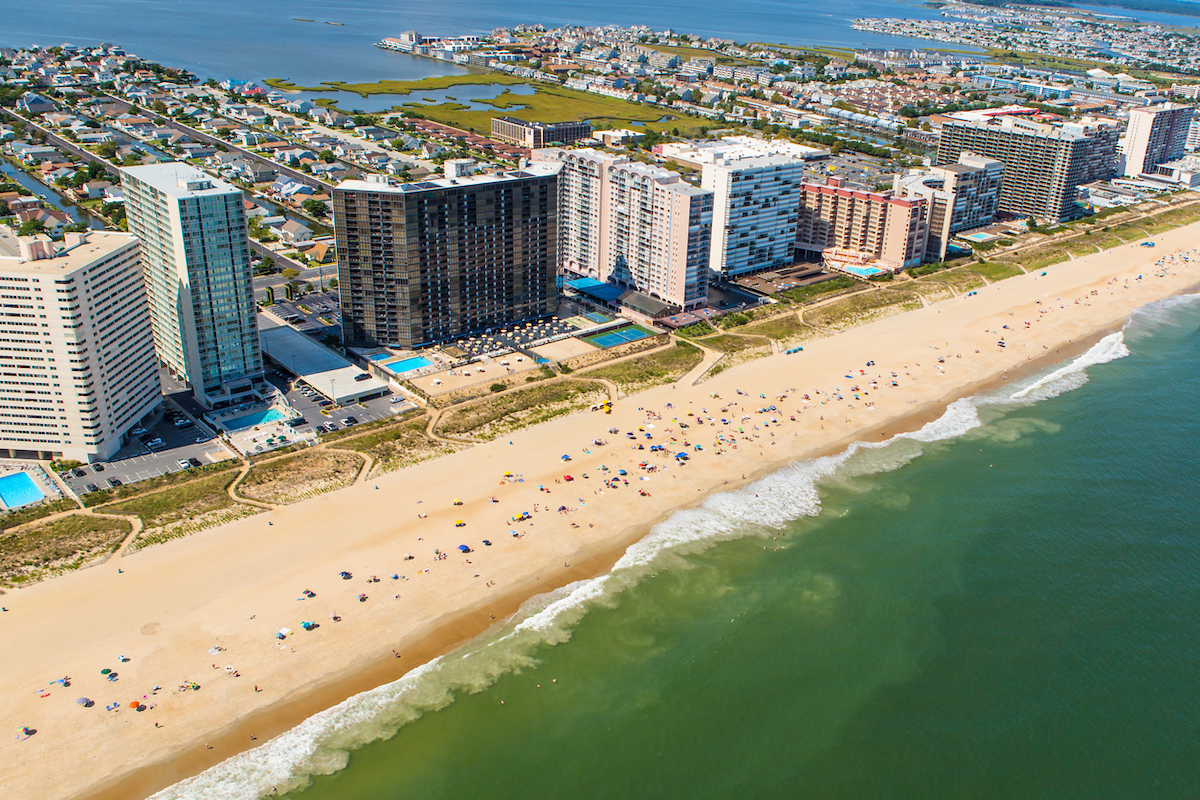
16;206;71;232
80;180;114;199
270;218;312;244
284;99;315;115
17;92;55;114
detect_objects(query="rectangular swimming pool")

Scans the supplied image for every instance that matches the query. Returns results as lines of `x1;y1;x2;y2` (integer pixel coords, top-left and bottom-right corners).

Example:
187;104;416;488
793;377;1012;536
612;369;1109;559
383;356;434;374
840;265;886;278
367;352;391;361
0;472;45;509
225;408;287;431
586;326;655;349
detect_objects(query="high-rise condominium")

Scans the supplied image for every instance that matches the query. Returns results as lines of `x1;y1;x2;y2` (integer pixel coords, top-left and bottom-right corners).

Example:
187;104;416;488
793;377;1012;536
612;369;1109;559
122;163;262;408
937;113;1118;221
334;167;560;349
1123;102;1194;177
537;148;713;311
0;229;161;462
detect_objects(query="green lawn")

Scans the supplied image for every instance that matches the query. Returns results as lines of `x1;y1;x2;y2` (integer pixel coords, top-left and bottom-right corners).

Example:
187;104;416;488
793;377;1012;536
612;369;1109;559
645;43;760;65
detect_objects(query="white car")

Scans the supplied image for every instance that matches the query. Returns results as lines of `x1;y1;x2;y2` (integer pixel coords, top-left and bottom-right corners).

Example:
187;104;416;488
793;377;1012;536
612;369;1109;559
131;427;147;436
176;459;191;470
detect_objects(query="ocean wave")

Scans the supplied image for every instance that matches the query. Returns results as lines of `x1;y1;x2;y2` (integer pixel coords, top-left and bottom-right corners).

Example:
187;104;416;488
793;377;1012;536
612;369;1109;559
152;322;1142;800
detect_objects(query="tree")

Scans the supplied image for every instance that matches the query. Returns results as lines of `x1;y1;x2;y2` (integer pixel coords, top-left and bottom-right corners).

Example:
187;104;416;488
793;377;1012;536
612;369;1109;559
17;219;47;236
282;268;300;281
96;141;118;158
153;100;168;113
217;127;231;139
319;149;335;163
327;277;338;289
301;198;326;217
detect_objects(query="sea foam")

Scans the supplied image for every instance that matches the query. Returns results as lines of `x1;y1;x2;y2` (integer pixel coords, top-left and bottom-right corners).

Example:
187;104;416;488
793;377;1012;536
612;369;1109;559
151;327;1137;800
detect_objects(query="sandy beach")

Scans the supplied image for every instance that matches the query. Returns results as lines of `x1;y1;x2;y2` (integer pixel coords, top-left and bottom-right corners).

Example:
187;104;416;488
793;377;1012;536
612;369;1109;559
2;224;1199;800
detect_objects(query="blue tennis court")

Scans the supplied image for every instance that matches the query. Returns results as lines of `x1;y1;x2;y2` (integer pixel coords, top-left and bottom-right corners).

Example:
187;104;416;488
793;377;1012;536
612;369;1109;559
383;356;433;374
584;311;611;324
0;472;45;509
587;326;655;348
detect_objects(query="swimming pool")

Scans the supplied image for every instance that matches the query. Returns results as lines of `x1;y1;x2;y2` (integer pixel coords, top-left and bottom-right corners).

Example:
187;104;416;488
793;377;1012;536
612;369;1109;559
0;472;45;509
383;356;434;374
586;326;655;348
840;265;887;278
367;352;391;361
225;408;287;431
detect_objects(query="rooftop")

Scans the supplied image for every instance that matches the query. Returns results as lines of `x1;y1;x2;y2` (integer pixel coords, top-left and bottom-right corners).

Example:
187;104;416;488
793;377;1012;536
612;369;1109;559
335;163;561;195
257;313;388;405
121;161;241;198
0;227;137;274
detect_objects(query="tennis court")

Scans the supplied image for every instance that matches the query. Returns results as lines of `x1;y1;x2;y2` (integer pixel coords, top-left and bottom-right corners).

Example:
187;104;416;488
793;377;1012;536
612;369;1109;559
585;325;656;349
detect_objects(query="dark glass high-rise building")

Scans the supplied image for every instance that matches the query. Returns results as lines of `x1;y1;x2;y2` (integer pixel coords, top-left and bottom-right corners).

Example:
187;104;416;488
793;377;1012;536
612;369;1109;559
334;166;561;349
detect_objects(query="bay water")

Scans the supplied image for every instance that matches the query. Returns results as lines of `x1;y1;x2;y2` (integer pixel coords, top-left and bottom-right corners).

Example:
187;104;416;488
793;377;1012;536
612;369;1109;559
10;0;961;86
152;295;1200;799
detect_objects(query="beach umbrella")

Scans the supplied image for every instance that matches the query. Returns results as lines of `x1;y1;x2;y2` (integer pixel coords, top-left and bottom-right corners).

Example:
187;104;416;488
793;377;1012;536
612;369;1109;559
458;545;470;553
452;498;463;505
455;519;465;527
76;697;89;705
561;454;571;461
100;669;111;675
129;701;140;709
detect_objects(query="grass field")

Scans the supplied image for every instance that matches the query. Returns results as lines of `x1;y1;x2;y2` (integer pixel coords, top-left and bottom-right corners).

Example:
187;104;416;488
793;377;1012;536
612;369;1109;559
585;341;704;393
1005;247;1069;272
645;43;760;65
1;514;131;586
436;380;606;440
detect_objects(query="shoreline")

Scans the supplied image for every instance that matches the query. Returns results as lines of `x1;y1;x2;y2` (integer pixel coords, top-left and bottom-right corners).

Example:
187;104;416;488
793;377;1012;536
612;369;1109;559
73;315;1154;800
3;227;1198;800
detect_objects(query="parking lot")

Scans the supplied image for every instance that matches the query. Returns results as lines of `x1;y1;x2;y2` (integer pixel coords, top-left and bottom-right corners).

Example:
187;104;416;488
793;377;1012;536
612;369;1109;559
265;370;415;438
60;404;237;496
270;292;341;338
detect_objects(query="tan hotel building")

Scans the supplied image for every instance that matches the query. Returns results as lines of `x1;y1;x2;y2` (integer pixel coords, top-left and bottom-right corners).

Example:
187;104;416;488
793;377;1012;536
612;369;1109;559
0;229;161;462
795;178;929;271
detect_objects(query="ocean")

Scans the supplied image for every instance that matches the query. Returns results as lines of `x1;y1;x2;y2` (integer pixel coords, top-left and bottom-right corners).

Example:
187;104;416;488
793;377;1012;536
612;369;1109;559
7;0;963;86
149;294;1200;800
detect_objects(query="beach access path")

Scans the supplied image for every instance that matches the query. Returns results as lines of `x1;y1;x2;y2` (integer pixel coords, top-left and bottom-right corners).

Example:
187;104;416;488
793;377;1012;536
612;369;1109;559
2;223;1199;800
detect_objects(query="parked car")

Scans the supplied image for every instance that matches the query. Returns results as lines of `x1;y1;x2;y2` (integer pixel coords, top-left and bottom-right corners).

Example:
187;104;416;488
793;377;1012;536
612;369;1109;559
131;427;147;437
147;438;164;449
174;418;194;428
85;483;99;493
194;435;208;444
72;468;86;478
93;463;105;472
341;416;358;426
107;478;123;488
176;459;191;470
188;457;203;468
